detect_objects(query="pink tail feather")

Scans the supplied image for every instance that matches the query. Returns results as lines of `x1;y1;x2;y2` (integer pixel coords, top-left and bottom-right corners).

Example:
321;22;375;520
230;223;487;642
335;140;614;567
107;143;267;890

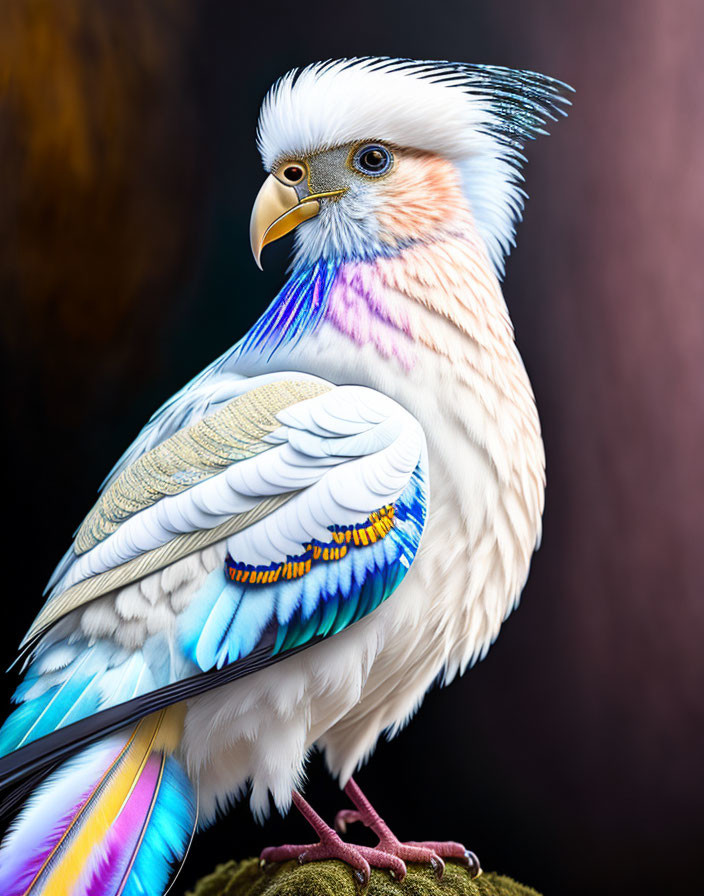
0;714;196;896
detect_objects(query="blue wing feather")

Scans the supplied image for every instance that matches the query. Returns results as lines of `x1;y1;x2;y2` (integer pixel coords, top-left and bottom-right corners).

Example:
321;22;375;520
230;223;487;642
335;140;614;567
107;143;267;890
180;460;427;672
1;464;427;758
256;463;427;658
0;636;179;756
121;755;197;896
0;693;54;756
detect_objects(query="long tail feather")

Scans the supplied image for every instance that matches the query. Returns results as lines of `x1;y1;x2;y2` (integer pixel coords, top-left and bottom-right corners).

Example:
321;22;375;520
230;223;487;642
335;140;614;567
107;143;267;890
0;709;195;896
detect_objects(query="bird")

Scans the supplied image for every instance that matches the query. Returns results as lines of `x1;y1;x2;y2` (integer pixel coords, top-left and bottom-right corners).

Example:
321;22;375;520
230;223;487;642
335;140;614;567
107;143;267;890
0;57;569;895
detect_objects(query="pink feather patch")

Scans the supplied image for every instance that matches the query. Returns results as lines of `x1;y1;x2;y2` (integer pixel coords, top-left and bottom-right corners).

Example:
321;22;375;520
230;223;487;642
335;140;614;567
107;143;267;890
82;753;163;896
0;736;124;896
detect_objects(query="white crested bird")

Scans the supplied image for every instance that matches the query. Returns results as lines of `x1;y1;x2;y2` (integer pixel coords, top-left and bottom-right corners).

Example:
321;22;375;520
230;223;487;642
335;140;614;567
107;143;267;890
0;57;569;894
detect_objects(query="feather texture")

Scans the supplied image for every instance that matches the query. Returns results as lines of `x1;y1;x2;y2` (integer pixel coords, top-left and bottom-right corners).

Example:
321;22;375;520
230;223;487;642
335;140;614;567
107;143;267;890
257;57;571;273
0;641;170;757
0;52;561;888
0;712;194;896
179;463;426;671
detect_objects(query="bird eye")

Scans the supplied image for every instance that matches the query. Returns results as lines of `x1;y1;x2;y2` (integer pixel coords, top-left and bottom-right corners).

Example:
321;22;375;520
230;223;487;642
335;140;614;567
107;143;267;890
353;144;393;177
279;164;306;185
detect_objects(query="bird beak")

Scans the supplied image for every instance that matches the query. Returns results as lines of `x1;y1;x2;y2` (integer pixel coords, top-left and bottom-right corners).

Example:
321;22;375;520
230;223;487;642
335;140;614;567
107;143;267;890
250;175;321;269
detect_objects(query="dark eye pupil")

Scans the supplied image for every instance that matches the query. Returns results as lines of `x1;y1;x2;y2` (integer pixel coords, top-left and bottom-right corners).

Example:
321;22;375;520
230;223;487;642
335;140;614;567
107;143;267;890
354;145;391;176
283;165;303;182
362;150;384;170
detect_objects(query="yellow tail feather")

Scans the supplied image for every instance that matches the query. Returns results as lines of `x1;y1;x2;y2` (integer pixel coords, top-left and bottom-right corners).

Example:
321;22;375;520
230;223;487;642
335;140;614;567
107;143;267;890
25;706;184;896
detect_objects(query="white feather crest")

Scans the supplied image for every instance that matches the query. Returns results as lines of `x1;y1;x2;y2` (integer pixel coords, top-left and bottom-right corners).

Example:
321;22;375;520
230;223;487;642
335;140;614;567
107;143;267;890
257;57;571;275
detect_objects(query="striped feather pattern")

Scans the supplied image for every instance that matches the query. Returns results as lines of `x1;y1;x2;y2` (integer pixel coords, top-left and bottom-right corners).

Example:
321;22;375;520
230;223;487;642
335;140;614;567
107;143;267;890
0;642;165;757
179;464;427;671
0;711;195;896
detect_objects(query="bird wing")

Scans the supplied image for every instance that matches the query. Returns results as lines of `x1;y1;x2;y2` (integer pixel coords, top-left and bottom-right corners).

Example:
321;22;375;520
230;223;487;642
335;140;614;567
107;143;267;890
42;368;302;597
0;373;427;791
33;374;333;642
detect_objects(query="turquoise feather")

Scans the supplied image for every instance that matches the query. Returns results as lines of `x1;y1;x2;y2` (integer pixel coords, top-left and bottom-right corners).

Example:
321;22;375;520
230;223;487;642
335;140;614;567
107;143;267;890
0;638;172;756
183;463;428;667
121;756;197;896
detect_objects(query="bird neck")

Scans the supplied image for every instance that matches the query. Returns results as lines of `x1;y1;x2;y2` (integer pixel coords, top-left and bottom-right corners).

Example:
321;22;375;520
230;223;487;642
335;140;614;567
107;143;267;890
229;226;544;545
235;213;516;377
321;219;517;375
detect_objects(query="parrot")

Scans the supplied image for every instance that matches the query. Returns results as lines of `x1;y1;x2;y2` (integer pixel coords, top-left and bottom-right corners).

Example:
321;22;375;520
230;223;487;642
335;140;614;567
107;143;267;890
0;57;570;894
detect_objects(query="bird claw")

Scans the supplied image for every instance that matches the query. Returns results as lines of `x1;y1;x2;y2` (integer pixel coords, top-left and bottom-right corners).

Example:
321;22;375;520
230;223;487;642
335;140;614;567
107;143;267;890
429;855;445;879
259;858;278;875
398;840;481;878
355;845;407;881
262;838;371;886
335;780;481;882
353;866;370;887
461;849;482;878
265;786;480;888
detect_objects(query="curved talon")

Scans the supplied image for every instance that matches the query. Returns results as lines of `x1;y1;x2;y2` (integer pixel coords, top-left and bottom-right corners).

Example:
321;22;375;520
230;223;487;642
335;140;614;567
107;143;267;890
354;862;371;887
295;842;371;883
464;850;482;878
355;845;407;881
353;866;370;887
259;858;278;875
430;855;445;879
389;862;408;884
386;860;407;883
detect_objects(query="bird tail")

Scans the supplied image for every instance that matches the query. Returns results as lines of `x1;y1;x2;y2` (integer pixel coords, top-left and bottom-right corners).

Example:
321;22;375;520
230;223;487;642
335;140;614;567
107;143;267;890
0;707;196;896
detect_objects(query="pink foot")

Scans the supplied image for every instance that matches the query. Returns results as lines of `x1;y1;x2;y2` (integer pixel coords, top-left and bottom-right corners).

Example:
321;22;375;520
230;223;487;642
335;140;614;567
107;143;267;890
260;791;406;885
334;778;482;881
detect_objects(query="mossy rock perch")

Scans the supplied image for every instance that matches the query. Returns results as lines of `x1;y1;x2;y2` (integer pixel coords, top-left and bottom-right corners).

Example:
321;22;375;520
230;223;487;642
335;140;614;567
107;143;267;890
186;858;541;896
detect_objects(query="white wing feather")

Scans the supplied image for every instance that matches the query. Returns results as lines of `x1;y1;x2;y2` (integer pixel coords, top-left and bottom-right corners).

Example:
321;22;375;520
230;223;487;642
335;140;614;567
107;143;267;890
36;379;426;643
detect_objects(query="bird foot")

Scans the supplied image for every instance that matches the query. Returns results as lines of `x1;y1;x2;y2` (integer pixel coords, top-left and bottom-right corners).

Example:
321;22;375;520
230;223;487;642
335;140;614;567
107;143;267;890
397;840;482;878
261;784;481;886
334;778;482;881
261;833;374;886
261;791;406;885
333;821;480;881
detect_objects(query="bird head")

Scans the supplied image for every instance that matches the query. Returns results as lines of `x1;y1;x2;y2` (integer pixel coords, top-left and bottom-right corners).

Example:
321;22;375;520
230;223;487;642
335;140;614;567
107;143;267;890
250;58;570;277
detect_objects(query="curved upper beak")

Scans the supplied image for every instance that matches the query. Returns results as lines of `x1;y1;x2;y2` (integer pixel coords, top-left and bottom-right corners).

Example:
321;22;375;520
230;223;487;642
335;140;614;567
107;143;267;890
249;175;321;269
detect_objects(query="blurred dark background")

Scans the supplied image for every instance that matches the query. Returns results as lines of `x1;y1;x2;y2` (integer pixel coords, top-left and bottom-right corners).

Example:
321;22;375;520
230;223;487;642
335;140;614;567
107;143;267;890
1;1;703;893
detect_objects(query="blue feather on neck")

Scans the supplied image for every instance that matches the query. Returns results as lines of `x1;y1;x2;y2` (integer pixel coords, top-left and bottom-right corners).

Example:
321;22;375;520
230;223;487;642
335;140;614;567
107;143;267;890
234;257;341;362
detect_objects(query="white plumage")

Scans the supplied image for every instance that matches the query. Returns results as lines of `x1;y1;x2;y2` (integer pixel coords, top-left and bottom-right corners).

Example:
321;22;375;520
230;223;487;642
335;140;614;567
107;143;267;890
258;57;570;273
0;56;569;894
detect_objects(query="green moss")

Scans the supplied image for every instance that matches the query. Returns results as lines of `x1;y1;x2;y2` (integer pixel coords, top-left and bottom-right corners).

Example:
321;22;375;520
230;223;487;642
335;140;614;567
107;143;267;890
185;859;542;896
